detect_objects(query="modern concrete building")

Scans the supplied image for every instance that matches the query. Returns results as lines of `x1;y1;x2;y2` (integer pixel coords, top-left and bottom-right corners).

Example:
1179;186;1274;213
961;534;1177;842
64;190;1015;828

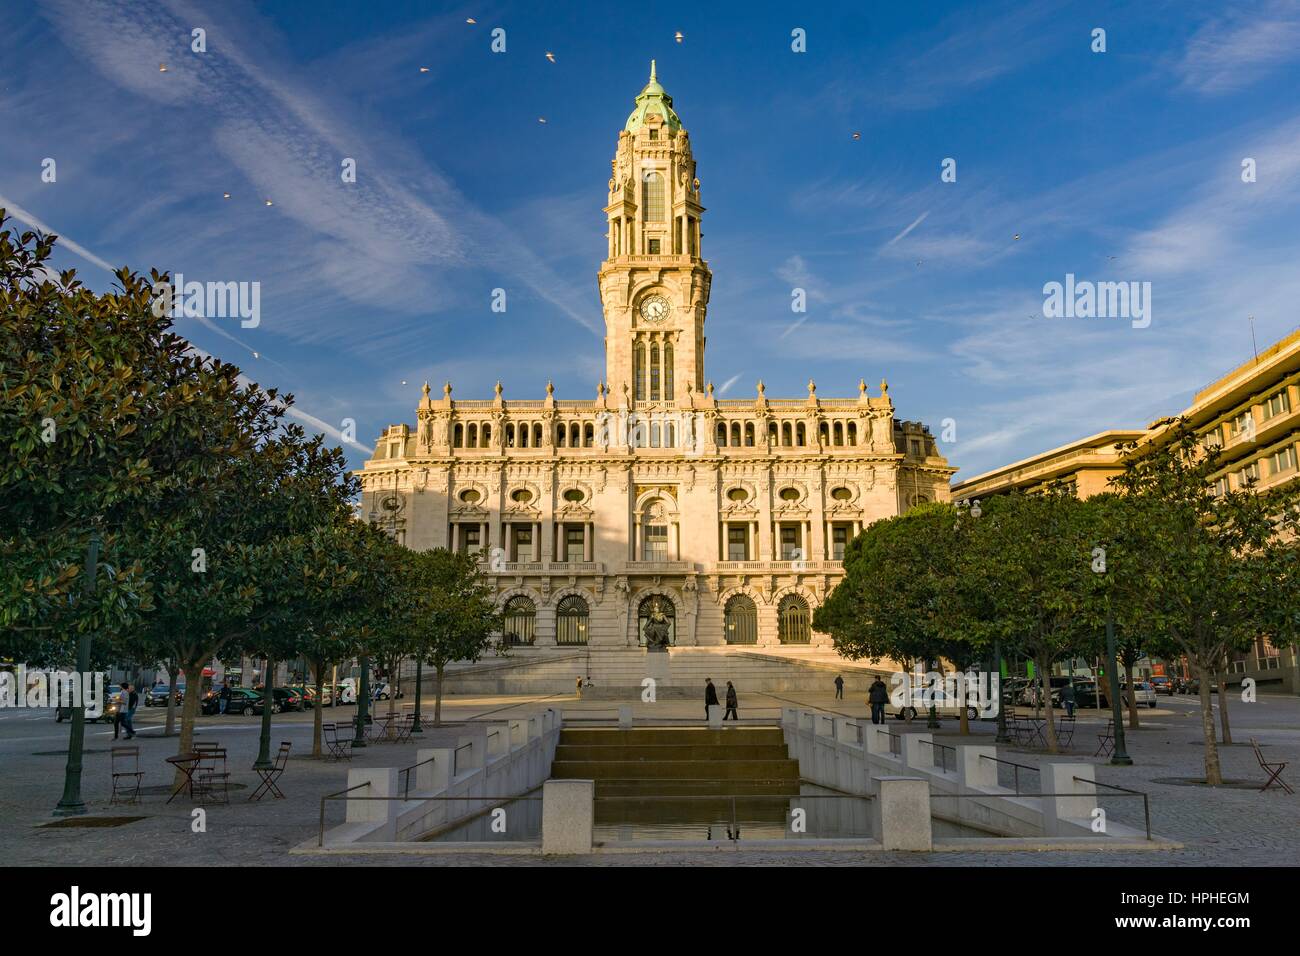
952;326;1300;692
354;64;954;693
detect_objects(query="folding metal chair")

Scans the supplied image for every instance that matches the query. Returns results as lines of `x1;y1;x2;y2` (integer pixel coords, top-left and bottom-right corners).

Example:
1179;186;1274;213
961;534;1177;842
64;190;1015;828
110;745;144;805
194;747;230;804
249;741;291;800
1251;737;1293;794
323;723;353;761
1094;718;1115;757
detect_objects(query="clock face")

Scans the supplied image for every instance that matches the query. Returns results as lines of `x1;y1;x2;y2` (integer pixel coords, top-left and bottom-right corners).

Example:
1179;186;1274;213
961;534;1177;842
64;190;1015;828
639;294;670;323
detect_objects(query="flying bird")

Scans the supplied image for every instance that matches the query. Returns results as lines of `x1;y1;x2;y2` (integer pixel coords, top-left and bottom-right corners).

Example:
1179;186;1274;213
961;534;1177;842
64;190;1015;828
1013;233;1020;241
158;64;167;72
675;31;684;43
419;67;430;73
851;131;861;140
264;199;273;206
545;52;556;63
222;192;231;199
466;17;476;24
538;117;548;124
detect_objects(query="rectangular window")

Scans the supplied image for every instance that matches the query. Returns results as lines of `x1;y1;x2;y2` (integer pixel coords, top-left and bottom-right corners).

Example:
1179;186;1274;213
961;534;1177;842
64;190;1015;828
1265;390;1292;419
1269;444;1297;476
1211;476;1229;498
564;525;585;562
648;128;658;140
648;238;661;254
727;525;749;561
1231;411;1253;436
780;524;801;561
832;524;850;560
512;525;533;562
459;526;481;555
1239;461;1260;487
642;525;668;562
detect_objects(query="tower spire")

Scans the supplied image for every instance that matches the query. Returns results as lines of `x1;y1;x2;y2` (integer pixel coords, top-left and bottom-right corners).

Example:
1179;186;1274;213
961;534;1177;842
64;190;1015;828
650;59;656;83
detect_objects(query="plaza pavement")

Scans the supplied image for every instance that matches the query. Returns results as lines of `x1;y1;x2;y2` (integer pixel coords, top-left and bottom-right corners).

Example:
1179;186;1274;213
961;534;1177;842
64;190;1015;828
1;687;1296;866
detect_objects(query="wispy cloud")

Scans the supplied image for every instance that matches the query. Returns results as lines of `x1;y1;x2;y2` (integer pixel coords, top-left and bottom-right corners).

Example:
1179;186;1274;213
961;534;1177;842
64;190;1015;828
884;211;929;247
1176;2;1300;94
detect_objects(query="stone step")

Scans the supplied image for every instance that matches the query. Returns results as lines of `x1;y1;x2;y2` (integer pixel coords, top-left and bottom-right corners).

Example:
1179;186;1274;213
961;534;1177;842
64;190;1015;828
555;743;791;761
559;726;785;747
592;778;800;797
595;798;792;825
551;758;800;780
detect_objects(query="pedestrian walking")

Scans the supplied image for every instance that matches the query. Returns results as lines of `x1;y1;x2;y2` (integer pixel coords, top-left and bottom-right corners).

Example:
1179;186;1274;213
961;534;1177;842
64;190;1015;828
1060;681;1076;718
575;675;583;697
723;681;738;721
113;683;126;739
868;675;889;725
116;683;136;739
834;674;844;700
705;678;719;720
219;681;231;715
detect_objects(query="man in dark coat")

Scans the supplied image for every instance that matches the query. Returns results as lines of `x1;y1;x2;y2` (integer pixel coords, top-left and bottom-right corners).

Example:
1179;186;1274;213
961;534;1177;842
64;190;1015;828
705;678;719;719
723;681;739;721
834;675;844;699
868;675;890;725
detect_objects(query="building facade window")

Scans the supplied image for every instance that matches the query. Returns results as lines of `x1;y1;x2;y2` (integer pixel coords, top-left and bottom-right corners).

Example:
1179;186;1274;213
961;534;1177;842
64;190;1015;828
727;524;749;561
556;595;589;646
458;525;481;555
564;524;585;561
642;524;668;561
1268;444;1297;476
724;595;758;644
634;342;646;401
643;171;665;221
1265;390;1292;419
778;595;811;644
831;523;850;560
502;596;536;646
511;524;533;561
779;523;802;560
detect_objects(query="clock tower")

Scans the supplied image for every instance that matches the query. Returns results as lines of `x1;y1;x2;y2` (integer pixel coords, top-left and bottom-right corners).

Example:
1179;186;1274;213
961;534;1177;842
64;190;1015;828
598;62;712;408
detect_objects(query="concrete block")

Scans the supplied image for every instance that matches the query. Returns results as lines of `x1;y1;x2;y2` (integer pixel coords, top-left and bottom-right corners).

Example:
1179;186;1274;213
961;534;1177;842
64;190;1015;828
876;776;932;851
865;724;898;757
345;767;397;841
414;748;453;796
901;733;934;771
707;704;722;727
833;717;861;746
957;745;998;791
542;779;594;855
814;714;835;738
618;705;633;728
1043;762;1098;836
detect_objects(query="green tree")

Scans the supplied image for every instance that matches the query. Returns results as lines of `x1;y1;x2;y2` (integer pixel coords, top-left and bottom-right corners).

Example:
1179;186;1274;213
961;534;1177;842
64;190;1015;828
406;549;501;726
1108;421;1300;784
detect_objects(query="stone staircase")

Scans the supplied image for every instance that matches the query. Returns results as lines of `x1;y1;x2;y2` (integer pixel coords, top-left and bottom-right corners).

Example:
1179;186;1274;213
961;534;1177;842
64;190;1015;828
549;725;801;825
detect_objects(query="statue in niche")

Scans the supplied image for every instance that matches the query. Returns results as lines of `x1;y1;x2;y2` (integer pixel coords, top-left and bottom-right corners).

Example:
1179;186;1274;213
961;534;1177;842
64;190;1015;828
642;597;673;651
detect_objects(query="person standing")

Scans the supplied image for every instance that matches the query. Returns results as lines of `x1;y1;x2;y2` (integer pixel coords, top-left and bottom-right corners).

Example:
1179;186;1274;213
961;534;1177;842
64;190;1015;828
121;683;138;739
705;678;719;720
723;681;739;721
1060;681;1076;718
868;675;889;725
219;681;231;715
113;684;126;739
834;675;844;700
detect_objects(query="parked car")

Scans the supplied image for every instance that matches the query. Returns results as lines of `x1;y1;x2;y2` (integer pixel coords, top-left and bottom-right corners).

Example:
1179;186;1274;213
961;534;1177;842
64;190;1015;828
1123;681;1158;708
1182;677;1218;695
1149;676;1175;695
334;683;356;705
203;687;260;715
892;681;984;722
146;684;184;707
57;685;122;723
1071;680;1110;709
289;685;315;708
251;687;301;714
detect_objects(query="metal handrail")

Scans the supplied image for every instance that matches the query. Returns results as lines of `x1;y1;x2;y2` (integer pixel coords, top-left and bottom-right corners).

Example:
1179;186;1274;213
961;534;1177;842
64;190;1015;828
399;755;436;799
452;743;472;776
919;738;956;773
978;753;1040;794
1075;776;1152;841
317;781;371;847
929;789;1152;841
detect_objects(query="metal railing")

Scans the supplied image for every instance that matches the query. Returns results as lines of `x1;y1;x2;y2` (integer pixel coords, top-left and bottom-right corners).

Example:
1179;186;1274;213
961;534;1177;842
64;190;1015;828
925;789;1152;841
452;743;473;776
1079;776;1152;841
875;728;901;755
317;792;542;847
978;754;1040;795
919;739;956;773
399;755;436;799
317;781;371;847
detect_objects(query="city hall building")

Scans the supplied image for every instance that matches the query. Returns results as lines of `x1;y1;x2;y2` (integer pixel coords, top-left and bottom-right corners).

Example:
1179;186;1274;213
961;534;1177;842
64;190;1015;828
355;65;954;690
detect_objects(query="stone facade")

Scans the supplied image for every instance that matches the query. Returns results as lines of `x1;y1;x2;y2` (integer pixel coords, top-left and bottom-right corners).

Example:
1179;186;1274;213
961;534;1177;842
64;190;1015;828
355;64;955;660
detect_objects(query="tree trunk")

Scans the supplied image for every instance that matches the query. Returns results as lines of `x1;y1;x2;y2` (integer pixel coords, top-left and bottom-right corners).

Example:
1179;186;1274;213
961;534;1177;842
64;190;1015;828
310;658;324;758
1037;652;1058;753
1197;662;1222;785
1124;659;1140;730
255;657;275;768
164;659;178;736
434;663;444;727
388;657;398;718
173;658;205;788
1217;670;1232;745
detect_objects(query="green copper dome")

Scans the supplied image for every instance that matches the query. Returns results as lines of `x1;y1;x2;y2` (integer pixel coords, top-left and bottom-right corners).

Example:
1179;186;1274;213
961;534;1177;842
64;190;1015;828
624;60;682;133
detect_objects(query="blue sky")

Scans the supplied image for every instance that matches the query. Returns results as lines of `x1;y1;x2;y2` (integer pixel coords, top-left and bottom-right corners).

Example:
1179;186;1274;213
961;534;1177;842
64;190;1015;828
4;0;1300;480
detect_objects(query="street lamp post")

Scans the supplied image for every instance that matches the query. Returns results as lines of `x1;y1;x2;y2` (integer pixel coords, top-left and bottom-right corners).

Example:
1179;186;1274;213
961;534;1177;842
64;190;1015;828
352;655;370;748
411;658;424;733
993;638;1011;744
54;533;100;817
1104;599;1133;765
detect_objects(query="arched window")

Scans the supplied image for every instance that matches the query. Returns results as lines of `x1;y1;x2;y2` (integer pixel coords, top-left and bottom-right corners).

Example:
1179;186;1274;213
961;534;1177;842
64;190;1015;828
796;422;806;446
664;342;673;399
650;343;661;400
637;595;676;647
503;596;536;646
730;422;741;446
782;422;793;447
725;595;758;645
634;342;646;401
556;595;590;646
505;423;515;447
570;423;580;447
583;423;594;447
834;421;843;446
643;172;665;222
467;424;478;448
847;421;857;446
665;421;675;447
745;422;755;446
650;421;661;447
819;422;830;445
481;423;491;446
556;425;567;447
769;421;778;444
778;595;811;644
533;423;543;447
453;424;464;448
519;423;529;448
716;423;728;447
